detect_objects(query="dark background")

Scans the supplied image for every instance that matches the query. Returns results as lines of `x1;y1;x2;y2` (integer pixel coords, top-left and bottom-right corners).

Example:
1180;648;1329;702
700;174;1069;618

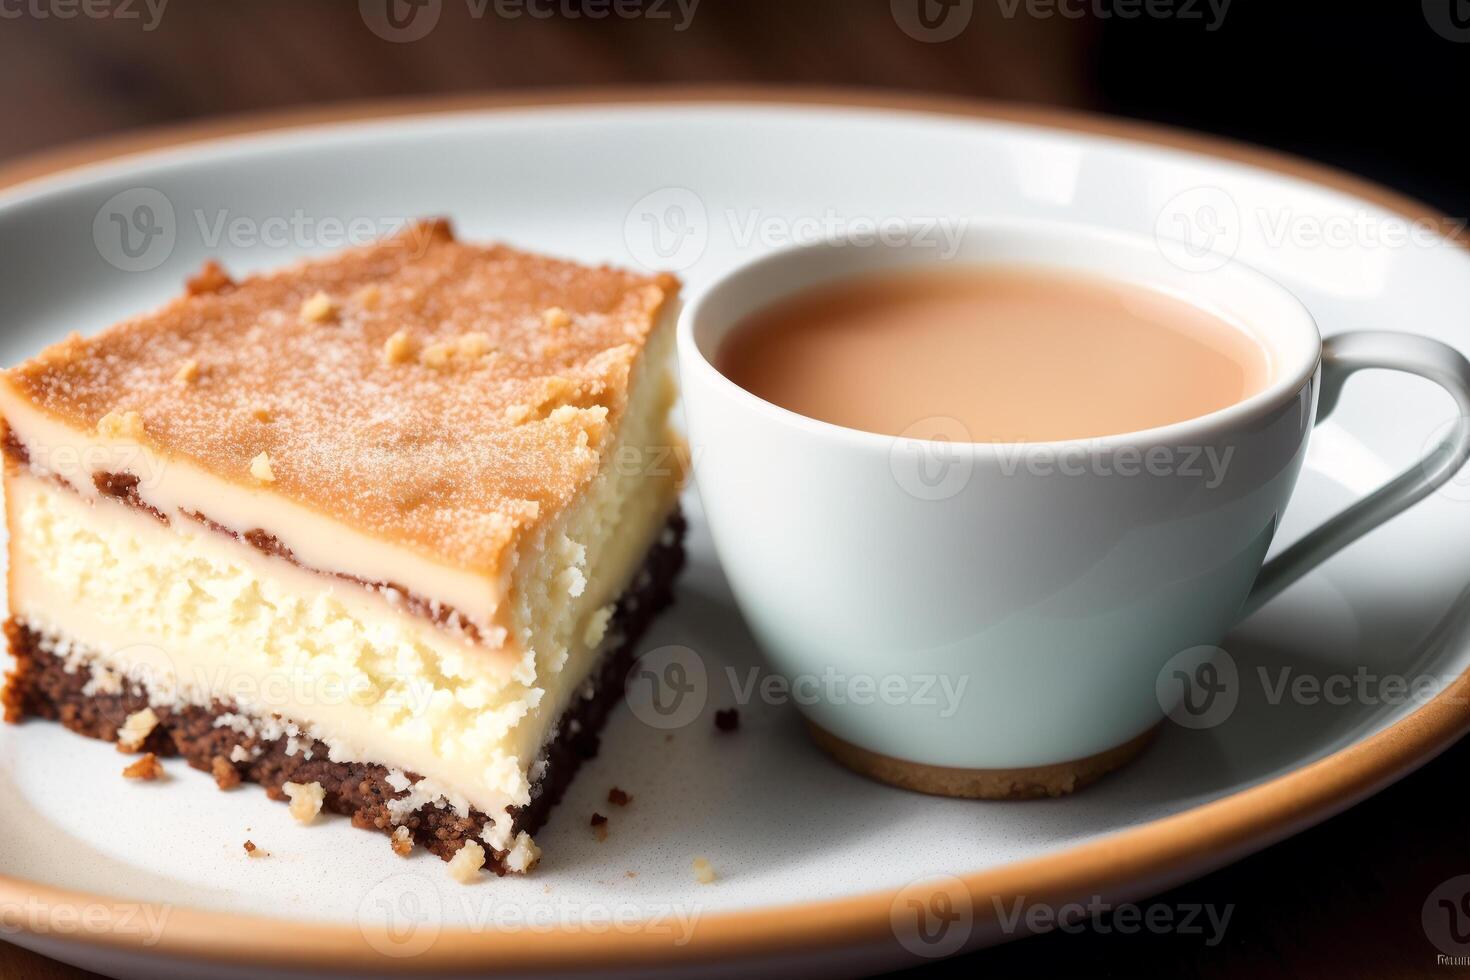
1;2;1467;977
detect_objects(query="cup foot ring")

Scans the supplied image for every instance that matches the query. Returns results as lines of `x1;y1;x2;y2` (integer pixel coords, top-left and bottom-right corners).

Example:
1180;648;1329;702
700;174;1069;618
806;723;1159;799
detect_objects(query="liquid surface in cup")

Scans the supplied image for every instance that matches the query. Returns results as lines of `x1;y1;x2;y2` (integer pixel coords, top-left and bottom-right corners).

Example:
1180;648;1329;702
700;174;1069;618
716;264;1273;442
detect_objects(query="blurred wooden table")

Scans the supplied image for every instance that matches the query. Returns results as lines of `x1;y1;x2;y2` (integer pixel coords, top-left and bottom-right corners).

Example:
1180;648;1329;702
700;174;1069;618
0;944;105;979
0;3;1463;977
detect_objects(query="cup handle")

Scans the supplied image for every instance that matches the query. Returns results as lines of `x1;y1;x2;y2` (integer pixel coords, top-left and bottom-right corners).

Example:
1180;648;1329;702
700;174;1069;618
1241;331;1470;619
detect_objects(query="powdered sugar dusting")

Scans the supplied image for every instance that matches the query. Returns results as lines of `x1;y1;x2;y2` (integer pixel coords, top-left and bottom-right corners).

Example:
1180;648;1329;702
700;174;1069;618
4;221;680;573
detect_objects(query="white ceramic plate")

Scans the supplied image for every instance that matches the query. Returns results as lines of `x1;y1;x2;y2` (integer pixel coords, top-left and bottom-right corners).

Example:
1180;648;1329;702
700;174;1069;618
2;92;1469;979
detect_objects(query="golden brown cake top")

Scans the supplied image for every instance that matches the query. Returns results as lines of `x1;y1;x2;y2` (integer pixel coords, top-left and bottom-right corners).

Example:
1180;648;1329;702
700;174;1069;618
3;220;679;573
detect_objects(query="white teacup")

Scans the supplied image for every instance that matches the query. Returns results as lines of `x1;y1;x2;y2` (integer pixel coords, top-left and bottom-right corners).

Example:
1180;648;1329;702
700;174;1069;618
678;221;1470;797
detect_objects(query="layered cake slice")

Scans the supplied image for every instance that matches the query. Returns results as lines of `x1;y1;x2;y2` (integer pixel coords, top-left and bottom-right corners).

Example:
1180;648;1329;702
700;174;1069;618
0;220;686;876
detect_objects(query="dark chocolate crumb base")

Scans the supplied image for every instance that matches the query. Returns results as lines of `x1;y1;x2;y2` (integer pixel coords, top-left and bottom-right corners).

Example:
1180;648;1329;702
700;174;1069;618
2;508;685;873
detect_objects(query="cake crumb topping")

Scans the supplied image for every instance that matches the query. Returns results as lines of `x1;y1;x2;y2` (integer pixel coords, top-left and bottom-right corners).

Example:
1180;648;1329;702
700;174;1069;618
116;707;158;751
420;332;495;369
96;410;145;440
172;359;199;384
382;329;415;365
299;290;336;323
250;451;275;483
447;840;487;883
122;753;164;780
186;260;234;296
457;332;493;358
283;780;325;823
692;856;717;884
542;306;572;330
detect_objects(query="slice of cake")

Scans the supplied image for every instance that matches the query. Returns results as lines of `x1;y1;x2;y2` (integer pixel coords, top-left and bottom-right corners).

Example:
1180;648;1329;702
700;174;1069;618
0;220;686;876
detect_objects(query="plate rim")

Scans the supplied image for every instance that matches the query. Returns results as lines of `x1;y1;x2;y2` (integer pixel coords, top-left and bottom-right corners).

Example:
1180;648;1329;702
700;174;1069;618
1;85;1467;973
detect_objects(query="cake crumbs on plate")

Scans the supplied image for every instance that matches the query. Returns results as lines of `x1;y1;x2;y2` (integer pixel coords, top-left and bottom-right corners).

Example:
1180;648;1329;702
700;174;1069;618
122;753;163;780
714;707;740;733
590;812;609;842
243;840;269;858
608;786;632;807
692;856;716;884
391;825;414;857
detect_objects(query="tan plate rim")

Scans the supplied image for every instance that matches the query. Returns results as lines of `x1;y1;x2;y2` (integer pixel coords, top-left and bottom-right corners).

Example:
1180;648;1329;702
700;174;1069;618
1;86;1467;973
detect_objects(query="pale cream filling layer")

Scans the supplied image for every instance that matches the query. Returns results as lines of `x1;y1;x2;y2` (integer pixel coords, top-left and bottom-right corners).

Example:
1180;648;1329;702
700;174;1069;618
7;467;673;848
